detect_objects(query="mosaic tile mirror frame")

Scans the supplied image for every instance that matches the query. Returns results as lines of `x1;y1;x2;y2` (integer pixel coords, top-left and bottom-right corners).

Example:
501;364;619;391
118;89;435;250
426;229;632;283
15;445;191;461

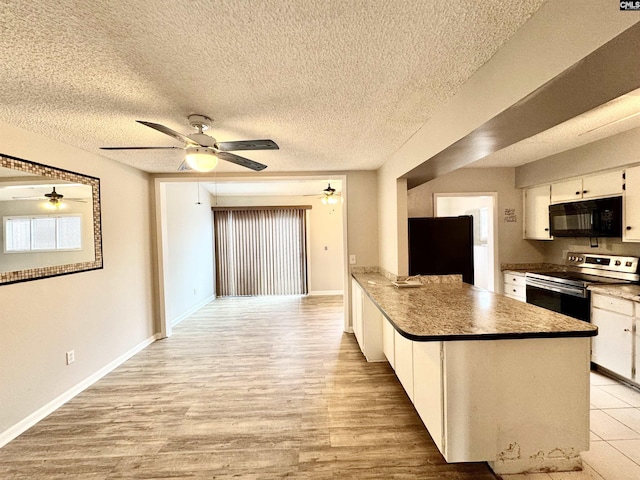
0;154;102;285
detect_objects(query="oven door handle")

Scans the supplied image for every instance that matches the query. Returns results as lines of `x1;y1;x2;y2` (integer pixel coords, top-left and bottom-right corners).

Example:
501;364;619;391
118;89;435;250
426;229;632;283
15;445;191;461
525;278;587;298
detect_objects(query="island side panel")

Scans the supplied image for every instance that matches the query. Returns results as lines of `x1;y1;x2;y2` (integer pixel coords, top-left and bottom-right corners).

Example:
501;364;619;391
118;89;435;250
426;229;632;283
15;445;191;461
486;337;591;475
442;339;499;462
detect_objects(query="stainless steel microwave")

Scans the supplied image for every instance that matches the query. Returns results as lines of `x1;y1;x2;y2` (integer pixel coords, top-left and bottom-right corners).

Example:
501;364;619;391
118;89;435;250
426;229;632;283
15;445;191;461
549;196;622;237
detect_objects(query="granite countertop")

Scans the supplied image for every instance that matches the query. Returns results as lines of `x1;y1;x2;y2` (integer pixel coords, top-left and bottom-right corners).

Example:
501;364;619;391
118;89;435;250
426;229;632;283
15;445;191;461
500;263;566;274
589;284;640;302
352;272;597;342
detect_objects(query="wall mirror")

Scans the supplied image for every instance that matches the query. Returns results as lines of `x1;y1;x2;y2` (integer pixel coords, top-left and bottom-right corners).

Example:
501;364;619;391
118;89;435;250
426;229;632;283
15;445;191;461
0;154;102;285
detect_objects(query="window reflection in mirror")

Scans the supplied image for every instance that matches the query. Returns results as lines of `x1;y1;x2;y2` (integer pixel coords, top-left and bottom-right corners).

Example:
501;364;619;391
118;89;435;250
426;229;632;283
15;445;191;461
0;155;102;285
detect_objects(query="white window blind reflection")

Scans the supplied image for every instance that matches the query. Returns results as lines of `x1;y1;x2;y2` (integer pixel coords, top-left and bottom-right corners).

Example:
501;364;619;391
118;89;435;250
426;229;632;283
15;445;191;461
4;215;82;252
31;217;56;250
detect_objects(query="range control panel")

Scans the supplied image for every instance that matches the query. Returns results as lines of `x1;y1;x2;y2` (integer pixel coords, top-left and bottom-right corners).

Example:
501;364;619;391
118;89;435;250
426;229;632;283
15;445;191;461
566;252;639;274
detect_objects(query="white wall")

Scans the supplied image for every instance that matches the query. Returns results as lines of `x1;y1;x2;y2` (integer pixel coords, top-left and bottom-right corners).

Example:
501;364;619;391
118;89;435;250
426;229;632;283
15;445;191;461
163;182;215;325
211;194;344;294
377;1;637;276
0;121;156;440
346;171;379;270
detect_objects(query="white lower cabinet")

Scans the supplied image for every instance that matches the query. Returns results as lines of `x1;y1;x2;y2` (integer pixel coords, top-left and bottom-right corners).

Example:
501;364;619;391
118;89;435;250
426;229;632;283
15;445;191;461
351;276;590;473
591;293;636;381
412;341;444;452
636;319;640;380
352;279;364;347
394;331;414;400
382;318;395;369
351;279;385;362
503;272;526;302
405;337;588;470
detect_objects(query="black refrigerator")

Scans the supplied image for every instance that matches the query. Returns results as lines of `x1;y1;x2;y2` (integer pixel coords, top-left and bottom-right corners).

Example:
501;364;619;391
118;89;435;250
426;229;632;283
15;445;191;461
408;216;474;285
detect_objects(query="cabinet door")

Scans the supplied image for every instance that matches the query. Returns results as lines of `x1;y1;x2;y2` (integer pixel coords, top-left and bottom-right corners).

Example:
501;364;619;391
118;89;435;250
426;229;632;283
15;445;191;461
551;178;583;204
351;279;364;351
523;185;552;240
394;331;414;401
591;307;634;379
383;318;395;369
583;170;623;199
413;342;444;452
636;318;640;383
624;165;640;242
362;294;385;362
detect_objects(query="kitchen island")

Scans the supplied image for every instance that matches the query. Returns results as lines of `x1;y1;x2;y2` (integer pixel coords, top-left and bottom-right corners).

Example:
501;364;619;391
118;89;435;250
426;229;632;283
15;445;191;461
351;271;597;475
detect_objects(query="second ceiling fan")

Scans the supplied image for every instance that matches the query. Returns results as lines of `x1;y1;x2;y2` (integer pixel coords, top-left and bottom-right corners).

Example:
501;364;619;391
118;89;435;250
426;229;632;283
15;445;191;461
101;114;278;172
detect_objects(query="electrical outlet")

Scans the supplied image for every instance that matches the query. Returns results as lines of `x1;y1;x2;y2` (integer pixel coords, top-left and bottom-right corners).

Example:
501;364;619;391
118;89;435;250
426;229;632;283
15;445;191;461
193;287;197;295
66;350;75;365
349;254;357;265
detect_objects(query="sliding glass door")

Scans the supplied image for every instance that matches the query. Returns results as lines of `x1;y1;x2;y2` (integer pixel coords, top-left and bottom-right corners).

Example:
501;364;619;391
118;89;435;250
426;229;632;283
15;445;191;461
213;208;308;296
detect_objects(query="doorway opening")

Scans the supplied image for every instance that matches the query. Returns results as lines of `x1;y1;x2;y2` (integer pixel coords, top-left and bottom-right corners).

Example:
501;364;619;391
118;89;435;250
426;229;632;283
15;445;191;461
434;193;498;292
155;175;350;338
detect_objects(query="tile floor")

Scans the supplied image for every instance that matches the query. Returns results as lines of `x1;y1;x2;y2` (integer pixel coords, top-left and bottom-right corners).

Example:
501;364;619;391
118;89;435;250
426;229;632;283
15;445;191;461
500;371;640;480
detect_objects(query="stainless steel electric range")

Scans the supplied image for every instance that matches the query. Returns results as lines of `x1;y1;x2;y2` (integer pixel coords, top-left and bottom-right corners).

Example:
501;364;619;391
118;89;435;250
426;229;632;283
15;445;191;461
525;253;640;321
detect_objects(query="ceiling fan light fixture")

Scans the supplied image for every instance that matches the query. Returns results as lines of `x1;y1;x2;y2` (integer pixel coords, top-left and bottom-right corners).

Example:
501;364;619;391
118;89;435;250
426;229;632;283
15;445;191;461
43;187;64;209
44;198;64;210
185;147;219;172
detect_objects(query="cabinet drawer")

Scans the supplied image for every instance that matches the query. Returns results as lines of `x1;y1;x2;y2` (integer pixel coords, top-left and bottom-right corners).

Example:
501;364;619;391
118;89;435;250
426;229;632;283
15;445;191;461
592;293;633;316
503;273;526;287
504;284;526;299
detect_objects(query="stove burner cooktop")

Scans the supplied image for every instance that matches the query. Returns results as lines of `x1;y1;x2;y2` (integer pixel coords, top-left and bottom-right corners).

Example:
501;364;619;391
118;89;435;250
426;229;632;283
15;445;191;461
526;270;633;288
526;252;640;289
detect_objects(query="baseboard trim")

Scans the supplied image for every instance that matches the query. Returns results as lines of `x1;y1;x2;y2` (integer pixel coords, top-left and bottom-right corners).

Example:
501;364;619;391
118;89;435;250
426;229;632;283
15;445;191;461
308;290;344;296
171;295;215;327
0;333;160;449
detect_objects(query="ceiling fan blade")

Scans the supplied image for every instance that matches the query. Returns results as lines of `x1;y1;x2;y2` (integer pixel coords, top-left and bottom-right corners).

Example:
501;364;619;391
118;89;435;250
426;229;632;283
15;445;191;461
215;139;279;151
216;152;267;171
177;160;192;172
100;146;183;150
136;121;199;146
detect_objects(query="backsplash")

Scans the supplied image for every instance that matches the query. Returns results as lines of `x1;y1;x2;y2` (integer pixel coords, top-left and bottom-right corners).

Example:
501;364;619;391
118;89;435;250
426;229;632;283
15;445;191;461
539;237;640;264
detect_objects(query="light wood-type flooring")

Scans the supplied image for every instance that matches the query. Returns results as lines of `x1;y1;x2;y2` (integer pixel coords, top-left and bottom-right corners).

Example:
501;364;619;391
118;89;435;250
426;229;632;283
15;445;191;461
0;295;497;479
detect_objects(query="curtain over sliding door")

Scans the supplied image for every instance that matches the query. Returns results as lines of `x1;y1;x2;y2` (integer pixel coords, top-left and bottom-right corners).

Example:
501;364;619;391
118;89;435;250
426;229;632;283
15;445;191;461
213;208;308;296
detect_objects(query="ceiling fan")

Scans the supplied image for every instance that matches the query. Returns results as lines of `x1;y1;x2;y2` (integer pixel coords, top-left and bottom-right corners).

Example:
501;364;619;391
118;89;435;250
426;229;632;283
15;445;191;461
306;183;342;204
100;114;278;172
13;187;87;208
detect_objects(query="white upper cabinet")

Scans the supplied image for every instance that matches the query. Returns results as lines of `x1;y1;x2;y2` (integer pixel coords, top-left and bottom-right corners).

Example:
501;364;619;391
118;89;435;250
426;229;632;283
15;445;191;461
551;178;583;204
624;165;640;242
551;170;623;204
523;184;552;240
583;170;623;199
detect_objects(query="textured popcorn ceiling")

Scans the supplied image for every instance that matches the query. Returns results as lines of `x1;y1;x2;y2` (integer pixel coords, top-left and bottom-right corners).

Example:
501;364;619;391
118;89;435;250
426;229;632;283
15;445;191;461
0;0;546;173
